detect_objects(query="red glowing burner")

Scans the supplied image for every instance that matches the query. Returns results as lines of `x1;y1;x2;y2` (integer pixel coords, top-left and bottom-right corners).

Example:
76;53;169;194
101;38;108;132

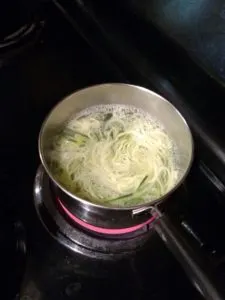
57;197;155;235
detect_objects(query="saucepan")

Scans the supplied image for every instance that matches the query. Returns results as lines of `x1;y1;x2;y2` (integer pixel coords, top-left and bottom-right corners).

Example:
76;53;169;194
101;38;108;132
39;84;223;300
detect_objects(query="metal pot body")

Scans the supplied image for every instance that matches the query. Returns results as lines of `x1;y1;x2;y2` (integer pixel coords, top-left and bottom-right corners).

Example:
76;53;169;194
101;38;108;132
39;84;193;228
52;182;161;228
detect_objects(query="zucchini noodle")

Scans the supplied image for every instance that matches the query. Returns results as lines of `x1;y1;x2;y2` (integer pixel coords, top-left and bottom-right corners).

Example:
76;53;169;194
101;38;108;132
47;104;178;207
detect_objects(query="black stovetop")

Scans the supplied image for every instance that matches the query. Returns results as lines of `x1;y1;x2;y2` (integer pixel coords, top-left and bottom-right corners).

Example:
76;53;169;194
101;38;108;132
19;166;205;300
1;2;225;300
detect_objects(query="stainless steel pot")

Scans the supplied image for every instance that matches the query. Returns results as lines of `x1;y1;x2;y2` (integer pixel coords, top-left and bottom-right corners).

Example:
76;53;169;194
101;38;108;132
38;84;224;300
39;83;193;228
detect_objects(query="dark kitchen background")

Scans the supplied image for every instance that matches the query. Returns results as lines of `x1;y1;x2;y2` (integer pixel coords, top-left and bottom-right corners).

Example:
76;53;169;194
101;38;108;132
1;1;225;299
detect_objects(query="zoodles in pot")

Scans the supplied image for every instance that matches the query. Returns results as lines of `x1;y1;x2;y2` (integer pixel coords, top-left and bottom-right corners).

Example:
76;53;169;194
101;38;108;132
46;104;178;207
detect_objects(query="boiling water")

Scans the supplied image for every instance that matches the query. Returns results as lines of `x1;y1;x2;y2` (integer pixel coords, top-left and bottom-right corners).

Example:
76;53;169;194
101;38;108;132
47;104;178;207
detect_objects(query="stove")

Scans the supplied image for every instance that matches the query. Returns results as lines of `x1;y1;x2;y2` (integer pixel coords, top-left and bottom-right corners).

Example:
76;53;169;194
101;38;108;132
18;166;203;300
1;1;225;300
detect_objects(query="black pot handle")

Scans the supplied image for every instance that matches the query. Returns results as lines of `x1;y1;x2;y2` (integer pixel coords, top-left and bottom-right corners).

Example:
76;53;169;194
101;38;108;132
154;214;224;300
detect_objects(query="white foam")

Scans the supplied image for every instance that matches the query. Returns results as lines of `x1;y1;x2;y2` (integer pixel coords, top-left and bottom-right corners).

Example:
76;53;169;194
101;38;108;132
68;104;163;129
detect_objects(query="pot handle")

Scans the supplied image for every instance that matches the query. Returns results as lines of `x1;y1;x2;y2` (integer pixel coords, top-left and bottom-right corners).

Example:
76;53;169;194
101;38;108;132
153;211;224;300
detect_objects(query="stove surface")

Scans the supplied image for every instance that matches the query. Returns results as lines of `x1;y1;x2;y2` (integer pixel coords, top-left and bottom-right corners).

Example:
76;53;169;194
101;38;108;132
18;165;204;300
1;2;224;300
0;3;123;299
